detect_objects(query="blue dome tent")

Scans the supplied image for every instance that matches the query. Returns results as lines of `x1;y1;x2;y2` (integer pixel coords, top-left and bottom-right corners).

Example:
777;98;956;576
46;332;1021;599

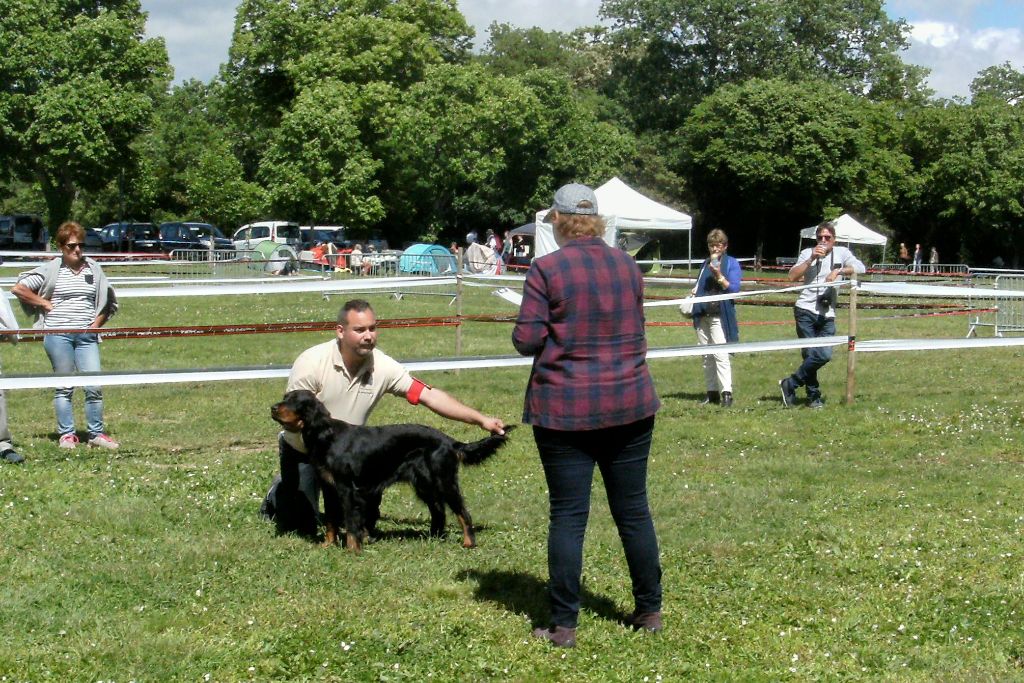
398;243;457;275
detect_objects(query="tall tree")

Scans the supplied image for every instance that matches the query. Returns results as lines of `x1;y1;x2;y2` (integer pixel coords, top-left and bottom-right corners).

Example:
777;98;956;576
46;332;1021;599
258;82;384;228
377;64;636;243
970;62;1024;106
0;0;170;229
899;101;1024;266
602;0;929;132
220;0;472;178
681;78;909;258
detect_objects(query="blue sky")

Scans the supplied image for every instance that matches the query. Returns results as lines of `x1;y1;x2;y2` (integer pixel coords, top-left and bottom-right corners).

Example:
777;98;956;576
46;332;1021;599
142;0;1024;100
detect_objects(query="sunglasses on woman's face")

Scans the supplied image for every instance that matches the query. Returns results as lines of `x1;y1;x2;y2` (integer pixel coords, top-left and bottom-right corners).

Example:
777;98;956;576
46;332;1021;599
63;242;85;250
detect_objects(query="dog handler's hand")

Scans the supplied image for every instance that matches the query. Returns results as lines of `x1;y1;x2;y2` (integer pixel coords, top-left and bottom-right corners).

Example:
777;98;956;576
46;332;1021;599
480;416;505;435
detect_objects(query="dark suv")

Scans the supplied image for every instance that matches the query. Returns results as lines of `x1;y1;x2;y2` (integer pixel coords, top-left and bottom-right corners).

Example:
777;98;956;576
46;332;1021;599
158;222;206;253
183;222;233;250
100;222;161;252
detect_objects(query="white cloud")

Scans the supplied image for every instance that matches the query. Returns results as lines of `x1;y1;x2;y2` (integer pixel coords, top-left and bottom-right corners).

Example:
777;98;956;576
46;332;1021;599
909;20;960;48
903;21;1024;99
460;0;603;47
143;1;235;84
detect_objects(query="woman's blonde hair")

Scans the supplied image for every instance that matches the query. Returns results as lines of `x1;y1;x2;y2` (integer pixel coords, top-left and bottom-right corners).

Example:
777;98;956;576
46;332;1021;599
706;229;728;247
55;221;85;248
553;211;606;241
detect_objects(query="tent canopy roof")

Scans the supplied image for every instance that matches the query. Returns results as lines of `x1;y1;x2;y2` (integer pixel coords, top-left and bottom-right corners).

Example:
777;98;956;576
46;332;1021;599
800;214;888;246
533;177;692;258
509;222;535;236
592;177;692;231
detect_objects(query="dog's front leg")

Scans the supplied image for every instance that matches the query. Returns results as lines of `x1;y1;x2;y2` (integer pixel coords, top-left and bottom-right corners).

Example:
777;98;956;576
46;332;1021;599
340;485;365;553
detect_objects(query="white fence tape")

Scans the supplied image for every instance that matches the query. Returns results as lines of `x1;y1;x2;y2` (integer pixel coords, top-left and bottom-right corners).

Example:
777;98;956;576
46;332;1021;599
0;336;847;390
3;274;1019;392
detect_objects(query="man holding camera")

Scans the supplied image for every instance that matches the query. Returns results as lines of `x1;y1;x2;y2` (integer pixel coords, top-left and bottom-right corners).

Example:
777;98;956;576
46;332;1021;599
779;221;865;408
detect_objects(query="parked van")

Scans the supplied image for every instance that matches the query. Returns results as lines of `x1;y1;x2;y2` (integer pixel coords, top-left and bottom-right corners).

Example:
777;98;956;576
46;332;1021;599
0;214;47;249
0;216;12;247
232;220;301;252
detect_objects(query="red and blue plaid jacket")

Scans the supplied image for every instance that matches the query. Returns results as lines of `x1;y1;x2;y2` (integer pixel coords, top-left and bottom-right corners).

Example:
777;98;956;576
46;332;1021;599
512;236;660;431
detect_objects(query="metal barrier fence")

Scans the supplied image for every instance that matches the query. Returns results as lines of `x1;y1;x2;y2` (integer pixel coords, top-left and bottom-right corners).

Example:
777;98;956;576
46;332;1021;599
870;263;969;276
161;249;265;278
963;271;1024;337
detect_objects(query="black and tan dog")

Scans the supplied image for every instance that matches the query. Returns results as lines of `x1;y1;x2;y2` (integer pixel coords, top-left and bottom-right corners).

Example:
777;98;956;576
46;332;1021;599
271;389;512;552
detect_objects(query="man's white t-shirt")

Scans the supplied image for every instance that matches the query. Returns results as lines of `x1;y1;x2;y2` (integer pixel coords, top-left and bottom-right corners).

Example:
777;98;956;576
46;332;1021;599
793;245;866;318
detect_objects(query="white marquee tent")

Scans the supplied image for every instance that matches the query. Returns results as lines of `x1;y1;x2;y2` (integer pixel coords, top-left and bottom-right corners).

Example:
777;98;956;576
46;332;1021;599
534;177;693;259
799;213;888;259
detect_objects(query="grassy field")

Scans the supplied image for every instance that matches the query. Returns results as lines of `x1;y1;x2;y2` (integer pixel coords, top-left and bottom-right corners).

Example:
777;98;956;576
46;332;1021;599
1;273;1022;681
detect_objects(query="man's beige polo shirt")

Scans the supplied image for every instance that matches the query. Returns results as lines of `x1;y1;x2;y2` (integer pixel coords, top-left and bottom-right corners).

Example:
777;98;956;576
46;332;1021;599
281;340;413;453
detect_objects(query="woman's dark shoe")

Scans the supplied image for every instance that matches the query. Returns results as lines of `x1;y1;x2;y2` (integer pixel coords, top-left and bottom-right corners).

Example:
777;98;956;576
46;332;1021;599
720;391;733;407
626;610;662;633
1;448;24;464
532;625;576;648
700;391;720;405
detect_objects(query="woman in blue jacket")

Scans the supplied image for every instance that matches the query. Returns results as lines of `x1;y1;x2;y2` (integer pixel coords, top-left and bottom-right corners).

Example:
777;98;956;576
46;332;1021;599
691;229;741;406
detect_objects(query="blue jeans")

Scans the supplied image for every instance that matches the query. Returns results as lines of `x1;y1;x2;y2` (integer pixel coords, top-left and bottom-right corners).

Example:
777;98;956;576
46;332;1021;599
534;416;662;628
43;332;105;438
791;307;835;400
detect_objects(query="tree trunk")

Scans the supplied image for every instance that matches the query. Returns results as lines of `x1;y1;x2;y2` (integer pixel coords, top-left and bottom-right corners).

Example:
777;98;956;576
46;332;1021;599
37;170;76;232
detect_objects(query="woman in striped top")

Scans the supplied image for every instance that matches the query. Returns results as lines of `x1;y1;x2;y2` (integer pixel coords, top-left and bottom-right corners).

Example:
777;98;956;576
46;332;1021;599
12;222;120;450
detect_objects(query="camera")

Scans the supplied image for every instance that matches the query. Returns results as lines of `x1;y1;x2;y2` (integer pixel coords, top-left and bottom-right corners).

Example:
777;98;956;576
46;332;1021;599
816;287;837;309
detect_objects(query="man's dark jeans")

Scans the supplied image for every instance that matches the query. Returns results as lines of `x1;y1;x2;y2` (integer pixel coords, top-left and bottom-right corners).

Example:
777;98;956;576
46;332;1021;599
792;306;835;400
260;434;320;538
534;416;662;628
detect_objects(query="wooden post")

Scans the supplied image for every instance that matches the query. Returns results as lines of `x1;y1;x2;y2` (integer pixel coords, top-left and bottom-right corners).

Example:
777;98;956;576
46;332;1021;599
845;277;858;405
455;248;463;374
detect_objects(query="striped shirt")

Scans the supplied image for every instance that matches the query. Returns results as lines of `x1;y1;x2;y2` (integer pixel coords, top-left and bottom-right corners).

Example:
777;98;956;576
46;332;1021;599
512;236;660;431
18;265;97;329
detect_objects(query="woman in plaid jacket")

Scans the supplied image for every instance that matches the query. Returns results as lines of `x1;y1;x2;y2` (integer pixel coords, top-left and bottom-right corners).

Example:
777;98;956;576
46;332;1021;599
513;183;663;648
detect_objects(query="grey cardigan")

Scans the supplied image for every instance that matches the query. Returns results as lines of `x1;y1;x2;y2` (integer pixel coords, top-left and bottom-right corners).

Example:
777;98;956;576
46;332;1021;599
16;257;118;329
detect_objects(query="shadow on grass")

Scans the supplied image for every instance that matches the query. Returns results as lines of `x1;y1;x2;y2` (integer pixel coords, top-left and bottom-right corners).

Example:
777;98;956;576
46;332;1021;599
659;391;710;403
459;569;625;627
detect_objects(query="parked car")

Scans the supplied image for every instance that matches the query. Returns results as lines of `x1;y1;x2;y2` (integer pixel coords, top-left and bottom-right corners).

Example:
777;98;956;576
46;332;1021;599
232;220;301;252
157;222;207;253
299;227;346;250
0;216;12;248
183;222;233;250
83;227;104;252
99;222;161;252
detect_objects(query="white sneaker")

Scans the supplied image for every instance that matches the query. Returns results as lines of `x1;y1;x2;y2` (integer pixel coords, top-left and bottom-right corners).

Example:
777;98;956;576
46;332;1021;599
87;434;119;450
59;434;79;449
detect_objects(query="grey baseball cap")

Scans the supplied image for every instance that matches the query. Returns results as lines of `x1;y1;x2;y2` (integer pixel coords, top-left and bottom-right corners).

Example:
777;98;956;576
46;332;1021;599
545;183;598;220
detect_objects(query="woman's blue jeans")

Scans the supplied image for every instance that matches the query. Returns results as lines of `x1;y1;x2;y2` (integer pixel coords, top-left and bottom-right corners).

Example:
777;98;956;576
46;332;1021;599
43;332;105;438
533;416;662;628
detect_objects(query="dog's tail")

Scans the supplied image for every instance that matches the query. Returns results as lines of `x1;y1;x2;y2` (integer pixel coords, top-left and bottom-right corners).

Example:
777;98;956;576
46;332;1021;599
458;425;516;466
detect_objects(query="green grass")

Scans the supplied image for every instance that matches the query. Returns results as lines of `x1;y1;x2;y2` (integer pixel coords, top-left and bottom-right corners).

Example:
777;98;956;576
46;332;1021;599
1;279;1023;681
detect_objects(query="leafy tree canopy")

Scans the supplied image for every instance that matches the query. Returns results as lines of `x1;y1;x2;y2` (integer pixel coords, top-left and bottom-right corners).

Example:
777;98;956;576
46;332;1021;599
970;62;1024;106
0;0;170;228
900;101;1024;266
681;77;909;257
221;0;472;175
602;0;930;132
